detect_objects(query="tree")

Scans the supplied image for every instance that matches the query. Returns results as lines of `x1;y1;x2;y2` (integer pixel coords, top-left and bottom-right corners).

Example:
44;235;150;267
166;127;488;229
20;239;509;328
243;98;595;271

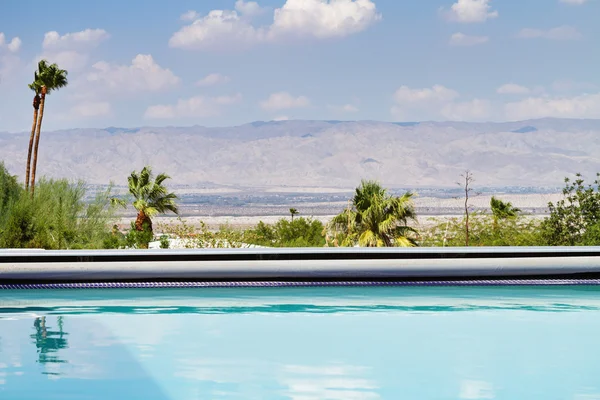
289;208;299;221
326;180;417;247
119;166;179;236
458;171;476;246
541;173;600;246
29;60;68;196
25;73;42;191
490;196;521;229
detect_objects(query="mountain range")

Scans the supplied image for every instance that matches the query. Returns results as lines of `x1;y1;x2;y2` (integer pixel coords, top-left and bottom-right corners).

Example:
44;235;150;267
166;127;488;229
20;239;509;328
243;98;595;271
1;118;599;190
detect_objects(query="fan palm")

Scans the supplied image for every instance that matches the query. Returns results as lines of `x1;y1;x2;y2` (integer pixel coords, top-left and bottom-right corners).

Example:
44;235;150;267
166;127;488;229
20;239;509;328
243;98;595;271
29;60;68;196
327;180;418;247
119;166;179;234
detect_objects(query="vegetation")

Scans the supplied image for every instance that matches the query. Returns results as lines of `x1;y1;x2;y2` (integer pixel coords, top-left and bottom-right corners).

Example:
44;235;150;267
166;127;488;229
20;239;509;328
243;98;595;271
326;180;417;247
289;208;299;221
0;178;119;249
27;60;68;196
246;217;326;247
115;166;179;235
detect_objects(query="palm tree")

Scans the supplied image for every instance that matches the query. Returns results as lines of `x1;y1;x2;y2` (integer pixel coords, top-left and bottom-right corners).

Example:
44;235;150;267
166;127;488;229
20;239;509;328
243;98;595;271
119;166;179;234
29;60;68;196
289;208;299;221
326;180;417;247
25;73;42;191
490;196;521;220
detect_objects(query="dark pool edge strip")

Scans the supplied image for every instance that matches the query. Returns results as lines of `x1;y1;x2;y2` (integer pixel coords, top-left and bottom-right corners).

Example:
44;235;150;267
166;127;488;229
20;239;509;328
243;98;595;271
3;279;600;289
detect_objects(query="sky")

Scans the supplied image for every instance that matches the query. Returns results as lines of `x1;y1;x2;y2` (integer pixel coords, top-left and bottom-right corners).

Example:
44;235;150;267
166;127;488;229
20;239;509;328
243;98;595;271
0;0;599;132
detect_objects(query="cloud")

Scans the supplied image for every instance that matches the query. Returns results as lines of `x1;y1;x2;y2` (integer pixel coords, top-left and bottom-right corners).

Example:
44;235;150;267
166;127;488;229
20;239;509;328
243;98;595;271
0;33;21;53
441;99;491;120
169;0;380;51
517;26;582;40
145;93;242;119
180;10;200;21
273;115;289;121
393;85;459;104
449;32;489;46
42;29;109;51
38;28;109;71
260;91;310;111
497;83;530;94
196;73;231;87
235;0;265;17
445;0;498;23
504;93;600;120
391;85;491;121
269;0;381;39
559;0;588;4
551;79;597;93
83;54;180;95
65;101;112;119
329;104;359;113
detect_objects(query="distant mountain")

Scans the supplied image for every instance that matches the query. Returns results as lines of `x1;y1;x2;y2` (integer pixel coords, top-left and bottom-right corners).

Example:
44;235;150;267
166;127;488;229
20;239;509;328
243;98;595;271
1;118;599;189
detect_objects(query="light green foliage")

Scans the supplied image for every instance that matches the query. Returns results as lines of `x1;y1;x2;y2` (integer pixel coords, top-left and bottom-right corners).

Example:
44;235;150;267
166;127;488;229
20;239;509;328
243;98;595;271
124;221;153;249
246;217;326;247
421;213;545;247
326;180;417;247
0;178;119;249
159;235;170;249
490;196;521;220
541;173;600;246
0;162;22;226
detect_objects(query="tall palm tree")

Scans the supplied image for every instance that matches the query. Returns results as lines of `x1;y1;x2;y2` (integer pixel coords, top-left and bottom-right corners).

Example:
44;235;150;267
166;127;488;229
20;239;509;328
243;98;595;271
119;166;179;234
29;60;68;196
326;180;418;247
25;73;42;191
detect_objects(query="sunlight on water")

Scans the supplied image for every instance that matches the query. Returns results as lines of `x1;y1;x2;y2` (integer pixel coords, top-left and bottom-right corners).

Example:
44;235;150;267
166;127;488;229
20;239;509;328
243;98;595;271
1;286;600;399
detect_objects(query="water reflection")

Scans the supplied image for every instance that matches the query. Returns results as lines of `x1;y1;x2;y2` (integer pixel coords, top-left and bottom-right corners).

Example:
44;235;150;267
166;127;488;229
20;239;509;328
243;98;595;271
31;316;68;370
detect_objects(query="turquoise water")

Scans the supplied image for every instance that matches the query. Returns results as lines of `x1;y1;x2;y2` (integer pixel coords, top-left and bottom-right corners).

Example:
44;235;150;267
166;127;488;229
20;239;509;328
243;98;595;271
1;286;600;399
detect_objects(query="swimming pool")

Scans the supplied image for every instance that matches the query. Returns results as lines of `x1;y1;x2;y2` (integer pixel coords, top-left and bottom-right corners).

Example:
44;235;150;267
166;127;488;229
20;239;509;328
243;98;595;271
1;286;600;399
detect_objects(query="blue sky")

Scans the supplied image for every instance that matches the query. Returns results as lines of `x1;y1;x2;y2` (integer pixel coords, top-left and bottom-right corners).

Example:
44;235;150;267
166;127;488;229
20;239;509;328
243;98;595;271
0;0;598;131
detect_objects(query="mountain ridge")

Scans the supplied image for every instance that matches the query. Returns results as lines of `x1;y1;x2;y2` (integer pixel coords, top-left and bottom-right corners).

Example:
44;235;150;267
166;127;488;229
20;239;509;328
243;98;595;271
1;118;599;189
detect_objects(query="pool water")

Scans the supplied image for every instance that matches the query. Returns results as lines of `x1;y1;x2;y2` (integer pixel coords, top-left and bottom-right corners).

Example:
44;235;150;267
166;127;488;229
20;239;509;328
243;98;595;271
1;286;600;399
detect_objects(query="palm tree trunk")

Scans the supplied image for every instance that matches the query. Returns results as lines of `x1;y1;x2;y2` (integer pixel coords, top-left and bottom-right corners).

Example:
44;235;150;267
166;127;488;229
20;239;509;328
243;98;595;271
135;210;152;233
25;94;40;190
30;86;47;197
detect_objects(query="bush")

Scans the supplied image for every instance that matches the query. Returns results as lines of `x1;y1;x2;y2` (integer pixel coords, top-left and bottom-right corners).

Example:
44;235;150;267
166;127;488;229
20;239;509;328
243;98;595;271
0;178;120;249
160;235;170;249
421;213;546;247
245;217;326;247
125;221;153;249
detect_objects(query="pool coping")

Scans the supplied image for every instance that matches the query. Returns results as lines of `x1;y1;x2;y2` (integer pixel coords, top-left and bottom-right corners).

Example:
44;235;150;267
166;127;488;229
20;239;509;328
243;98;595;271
3;247;600;282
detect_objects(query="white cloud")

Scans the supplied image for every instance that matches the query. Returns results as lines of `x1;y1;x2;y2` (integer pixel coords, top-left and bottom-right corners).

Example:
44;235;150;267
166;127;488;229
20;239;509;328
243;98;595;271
441;98;491;120
445;0;498;23
504;93;600;120
497;83;530;94
559;0;588;4
169;0;380;51
235;0;265;17
329;104;359;113
38;28;109;71
84;54;180;94
269;0;381;39
517;26;582;40
449;32;489;46
68;101;112;118
196;73;231;87
181;10;200;21
273;115;289;121
0;33;22;53
393;85;459;104
42;29;109;51
260;91;310;111
145;93;242;119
